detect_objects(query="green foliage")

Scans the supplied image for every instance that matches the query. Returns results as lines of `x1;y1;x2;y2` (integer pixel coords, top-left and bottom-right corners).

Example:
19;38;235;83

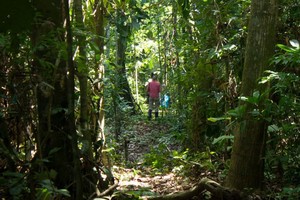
207;116;230;123
32;161;70;199
260;41;300;188
190;149;216;171
0;171;27;200
272;40;300;66
143;144;171;171
143;144;217;175
212;135;234;147
2;0;300;199
109;191;141;200
0;155;71;199
35;179;70;200
278;186;300;200
208;36;300;191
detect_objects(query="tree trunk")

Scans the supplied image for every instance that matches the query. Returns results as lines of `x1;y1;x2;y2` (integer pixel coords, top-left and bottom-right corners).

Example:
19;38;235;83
190;62;213;151
73;2;99;195
32;0;82;198
116;7;136;114
226;0;278;190
74;0;92;160
64;0;83;198
94;0;106;147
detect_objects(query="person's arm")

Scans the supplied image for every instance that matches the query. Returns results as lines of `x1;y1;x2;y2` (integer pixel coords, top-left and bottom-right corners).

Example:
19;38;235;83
158;83;161;98
146;82;151;97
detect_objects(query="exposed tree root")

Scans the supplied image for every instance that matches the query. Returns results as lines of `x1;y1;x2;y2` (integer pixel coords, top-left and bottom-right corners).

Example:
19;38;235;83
88;179;119;200
142;178;243;200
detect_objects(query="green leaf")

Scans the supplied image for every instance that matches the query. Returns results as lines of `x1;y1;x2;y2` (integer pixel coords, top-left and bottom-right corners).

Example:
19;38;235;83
207;116;231;122
277;44;295;53
93;95;100;101
253;91;260;98
259;70;279;84
48;147;61;156
212;135;234;145
3;171;23;178
56;189;71;197
268;124;280;132
227;105;246;117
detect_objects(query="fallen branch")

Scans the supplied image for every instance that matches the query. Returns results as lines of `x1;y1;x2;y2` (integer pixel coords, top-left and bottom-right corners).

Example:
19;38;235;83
88;179;119;200
98;181;119;197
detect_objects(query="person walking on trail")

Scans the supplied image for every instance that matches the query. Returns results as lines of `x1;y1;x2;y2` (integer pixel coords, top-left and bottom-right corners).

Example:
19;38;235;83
147;74;161;120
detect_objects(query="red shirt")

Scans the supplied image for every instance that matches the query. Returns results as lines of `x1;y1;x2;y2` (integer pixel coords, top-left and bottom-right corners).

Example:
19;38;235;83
147;80;160;98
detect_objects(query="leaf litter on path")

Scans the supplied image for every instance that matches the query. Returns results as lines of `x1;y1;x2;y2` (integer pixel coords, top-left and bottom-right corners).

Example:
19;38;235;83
112;119;194;197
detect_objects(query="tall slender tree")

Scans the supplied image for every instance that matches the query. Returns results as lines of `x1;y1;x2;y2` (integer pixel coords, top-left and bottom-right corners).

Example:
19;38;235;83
74;0;92;159
115;2;136;113
226;0;278;190
94;0;106;149
64;0;83;198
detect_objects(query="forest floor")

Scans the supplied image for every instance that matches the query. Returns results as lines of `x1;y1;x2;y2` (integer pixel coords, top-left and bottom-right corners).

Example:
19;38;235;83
105;114;299;200
109;114;222;198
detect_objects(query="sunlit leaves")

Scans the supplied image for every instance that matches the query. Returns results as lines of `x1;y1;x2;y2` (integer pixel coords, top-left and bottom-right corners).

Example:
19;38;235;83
273;40;300;66
259;70;280;84
239;91;261;105
207;116;230;123
289;39;299;49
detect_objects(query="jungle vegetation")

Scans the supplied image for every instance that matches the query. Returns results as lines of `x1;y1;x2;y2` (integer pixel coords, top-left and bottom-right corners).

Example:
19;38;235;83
0;0;299;199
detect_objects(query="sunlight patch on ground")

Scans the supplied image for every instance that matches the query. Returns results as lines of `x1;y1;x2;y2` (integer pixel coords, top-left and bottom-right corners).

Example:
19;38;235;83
112;166;192;195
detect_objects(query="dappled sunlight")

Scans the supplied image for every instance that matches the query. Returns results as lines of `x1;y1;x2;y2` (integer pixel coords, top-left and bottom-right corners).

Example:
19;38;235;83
106;118;197;197
113;166;193;196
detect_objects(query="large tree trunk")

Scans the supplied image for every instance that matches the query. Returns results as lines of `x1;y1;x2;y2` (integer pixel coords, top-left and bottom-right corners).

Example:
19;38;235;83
33;0;71;186
32;0;82;198
64;0;83;198
225;0;278;190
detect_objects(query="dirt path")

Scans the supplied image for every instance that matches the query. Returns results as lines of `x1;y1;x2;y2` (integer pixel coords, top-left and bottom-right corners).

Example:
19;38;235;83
111;119;195;197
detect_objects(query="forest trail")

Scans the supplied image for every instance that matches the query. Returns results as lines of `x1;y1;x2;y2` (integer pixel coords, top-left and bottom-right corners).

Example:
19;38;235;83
111;117;196;197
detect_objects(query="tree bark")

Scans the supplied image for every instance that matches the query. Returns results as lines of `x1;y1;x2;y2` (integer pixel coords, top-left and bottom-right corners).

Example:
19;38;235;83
74;0;92;159
32;0;82;198
94;0;106;149
226;0;278;190
190;62;213;151
64;0;83;198
116;7;137;114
